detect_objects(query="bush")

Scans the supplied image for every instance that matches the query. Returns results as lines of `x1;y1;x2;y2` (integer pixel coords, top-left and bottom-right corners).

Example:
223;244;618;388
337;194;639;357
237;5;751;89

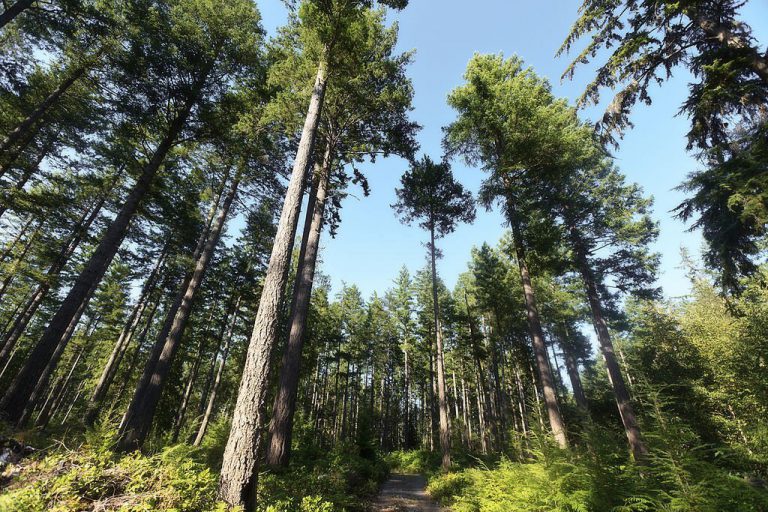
0;442;227;511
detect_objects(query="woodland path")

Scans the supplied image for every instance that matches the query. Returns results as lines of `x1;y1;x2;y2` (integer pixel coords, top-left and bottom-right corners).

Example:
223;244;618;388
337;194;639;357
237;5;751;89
372;473;444;511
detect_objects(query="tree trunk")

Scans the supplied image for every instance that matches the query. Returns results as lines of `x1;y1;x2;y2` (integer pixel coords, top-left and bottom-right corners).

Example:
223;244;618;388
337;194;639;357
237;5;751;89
561;341;588;411
0;221;40;301
571;233;646;460
0;98;196;424
0;0;34;29
0;191;107;367
117;173;239;451
0;61;90;178
218;61;327;509
0;215;33;263
267;144;332;467
171;335;205;443
193;297;240;446
85;247;167;425
429;224;451;469
510;219;568;448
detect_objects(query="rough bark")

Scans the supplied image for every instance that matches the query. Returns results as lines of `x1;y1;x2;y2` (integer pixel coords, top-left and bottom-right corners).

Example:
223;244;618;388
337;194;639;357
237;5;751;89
218;61;327;509
429;223;451;469
0;98;196;424
266;145;332;467
510;220;568;448
117;174;239;451
571;233;647;460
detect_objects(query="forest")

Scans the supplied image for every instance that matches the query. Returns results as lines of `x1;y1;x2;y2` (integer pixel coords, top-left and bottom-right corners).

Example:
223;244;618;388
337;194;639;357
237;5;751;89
0;0;766;510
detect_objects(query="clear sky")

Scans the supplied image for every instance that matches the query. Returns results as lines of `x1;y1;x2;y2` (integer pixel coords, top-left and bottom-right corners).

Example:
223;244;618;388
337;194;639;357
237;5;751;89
255;0;768;301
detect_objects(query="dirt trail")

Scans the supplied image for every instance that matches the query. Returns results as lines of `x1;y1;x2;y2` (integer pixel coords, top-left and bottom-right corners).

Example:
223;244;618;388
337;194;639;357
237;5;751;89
372;473;443;511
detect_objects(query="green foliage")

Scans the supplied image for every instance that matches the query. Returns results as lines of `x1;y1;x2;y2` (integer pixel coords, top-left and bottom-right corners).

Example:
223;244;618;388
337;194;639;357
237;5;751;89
0;441;227;511
386;449;441;475
256;443;389;511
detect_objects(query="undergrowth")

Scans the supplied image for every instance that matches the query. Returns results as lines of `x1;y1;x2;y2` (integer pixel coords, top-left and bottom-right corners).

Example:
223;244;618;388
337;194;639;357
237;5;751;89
0;423;389;512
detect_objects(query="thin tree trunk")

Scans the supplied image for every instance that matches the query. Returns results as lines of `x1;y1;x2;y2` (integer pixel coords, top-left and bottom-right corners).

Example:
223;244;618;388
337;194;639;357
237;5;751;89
430;223;451;468
0;221;40;301
267;144;332;467
218;61;327;509
0;0;34;29
561;340;588;411
0;191;108;367
0;96;197;424
17;278;98;426
0;60;92;179
85;247;167;425
0;215;33;263
193;297;240;446
35;345;83;428
171;335;205;443
510;219;568;448
571;233;646;460
118;173;239;451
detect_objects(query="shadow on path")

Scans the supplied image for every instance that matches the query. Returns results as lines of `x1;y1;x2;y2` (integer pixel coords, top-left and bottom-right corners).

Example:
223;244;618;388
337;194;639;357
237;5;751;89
372;473;443;511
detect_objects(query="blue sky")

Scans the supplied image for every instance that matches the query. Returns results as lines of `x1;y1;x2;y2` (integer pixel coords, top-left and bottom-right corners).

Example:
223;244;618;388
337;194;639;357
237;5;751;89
255;0;768;300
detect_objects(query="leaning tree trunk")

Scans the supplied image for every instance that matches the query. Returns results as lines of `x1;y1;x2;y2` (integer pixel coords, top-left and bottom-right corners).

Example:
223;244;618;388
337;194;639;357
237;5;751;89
429;222;452;469
117;180;223;434
117;173;239;451
171;334;205;443
85;246;167;426
510;219;568;448
16;278;99;427
0;59;91;179
0;221;40;302
192;297;240;446
218;61;328;509
266;144;332;467
0;0;34;29
0;188;108;367
570;230;646;461
561;338;589;411
0;95;197;425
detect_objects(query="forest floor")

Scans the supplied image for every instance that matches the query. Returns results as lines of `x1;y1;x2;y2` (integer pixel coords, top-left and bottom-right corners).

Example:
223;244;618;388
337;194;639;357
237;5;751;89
372;473;443;511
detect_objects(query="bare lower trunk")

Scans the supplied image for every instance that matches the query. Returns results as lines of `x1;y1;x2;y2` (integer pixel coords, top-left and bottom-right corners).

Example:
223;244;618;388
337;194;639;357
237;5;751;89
85;247;166;425
118;174;238;451
193;298;240;446
510;219;568;448
171;345;202;443
571;234;646;460
267;145;332;467
0;100;195;424
429;225;451;469
561;341;588;411
218;62;327;509
0;192;108;367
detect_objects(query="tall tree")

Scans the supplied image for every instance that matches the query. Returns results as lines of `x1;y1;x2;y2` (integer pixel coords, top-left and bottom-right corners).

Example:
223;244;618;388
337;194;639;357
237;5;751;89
218;1;408;506
560;0;768;291
0;0;264;425
394;156;475;469
445;54;597;448
265;6;417;467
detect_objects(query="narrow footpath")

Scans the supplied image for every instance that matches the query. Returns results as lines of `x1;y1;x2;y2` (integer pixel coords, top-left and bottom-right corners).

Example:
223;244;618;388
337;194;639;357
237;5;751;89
372;473;443;511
